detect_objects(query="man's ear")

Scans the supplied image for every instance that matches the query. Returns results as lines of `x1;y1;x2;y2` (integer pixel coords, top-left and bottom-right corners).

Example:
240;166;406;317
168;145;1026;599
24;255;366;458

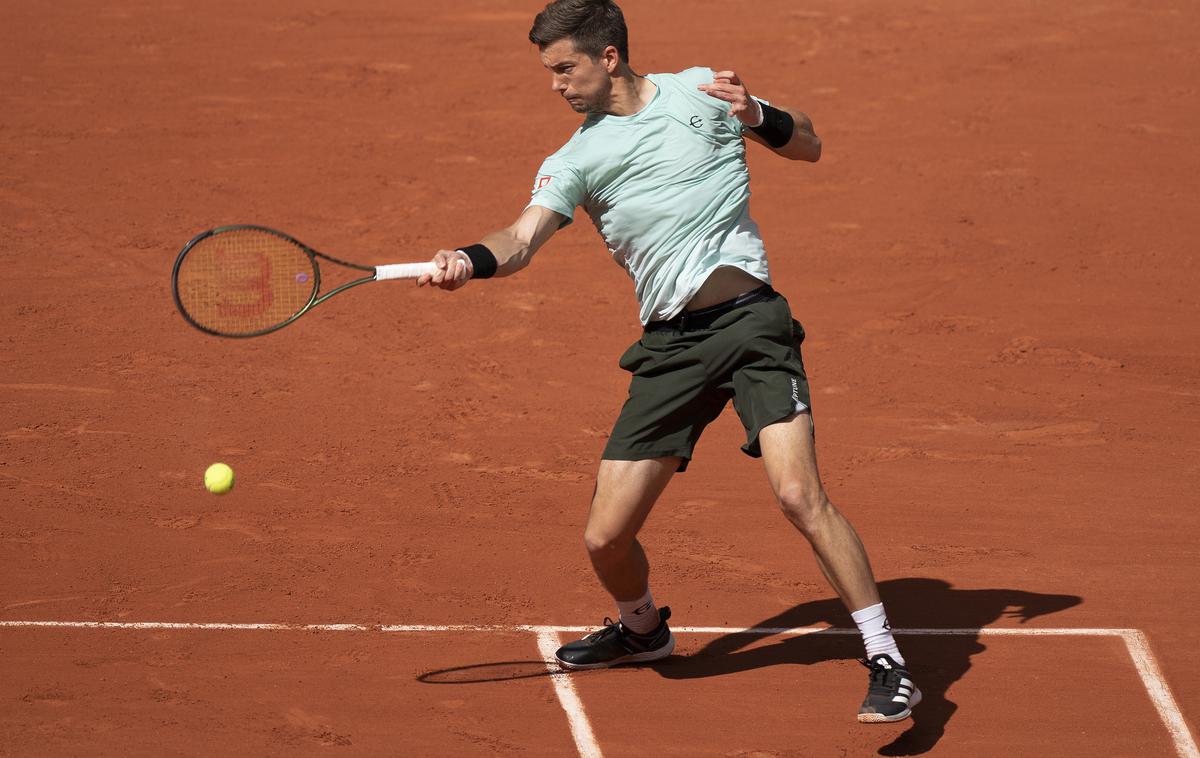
602;45;620;73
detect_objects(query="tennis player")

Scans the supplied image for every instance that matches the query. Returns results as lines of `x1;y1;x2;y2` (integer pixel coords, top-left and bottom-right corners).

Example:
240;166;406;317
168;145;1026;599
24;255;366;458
418;0;920;723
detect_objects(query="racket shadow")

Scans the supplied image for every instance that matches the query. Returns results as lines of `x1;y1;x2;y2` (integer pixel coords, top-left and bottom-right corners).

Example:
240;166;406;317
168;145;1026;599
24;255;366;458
417;660;562;684
416;658;659;685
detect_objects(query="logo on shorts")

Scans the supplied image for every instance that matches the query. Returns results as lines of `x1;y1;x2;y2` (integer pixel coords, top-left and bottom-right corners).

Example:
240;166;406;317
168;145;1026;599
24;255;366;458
534;175;553;191
689;115;703;128
790;377;808;413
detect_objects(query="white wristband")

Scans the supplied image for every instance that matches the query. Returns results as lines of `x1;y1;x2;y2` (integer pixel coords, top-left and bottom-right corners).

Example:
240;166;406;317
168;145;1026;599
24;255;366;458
748;97;766;128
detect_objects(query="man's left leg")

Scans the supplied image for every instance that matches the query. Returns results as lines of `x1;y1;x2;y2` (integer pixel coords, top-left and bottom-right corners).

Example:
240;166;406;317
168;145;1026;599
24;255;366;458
758;411;921;723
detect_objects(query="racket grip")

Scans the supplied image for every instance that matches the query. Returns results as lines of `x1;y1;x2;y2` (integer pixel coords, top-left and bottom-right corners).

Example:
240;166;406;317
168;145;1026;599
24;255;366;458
375;262;437;280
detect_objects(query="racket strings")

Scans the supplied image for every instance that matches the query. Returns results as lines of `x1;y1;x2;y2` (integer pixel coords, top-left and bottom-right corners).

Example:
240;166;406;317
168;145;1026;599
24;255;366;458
175;229;317;336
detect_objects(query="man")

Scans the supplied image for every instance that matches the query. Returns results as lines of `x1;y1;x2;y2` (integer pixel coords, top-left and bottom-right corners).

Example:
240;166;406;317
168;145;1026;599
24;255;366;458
418;0;920;723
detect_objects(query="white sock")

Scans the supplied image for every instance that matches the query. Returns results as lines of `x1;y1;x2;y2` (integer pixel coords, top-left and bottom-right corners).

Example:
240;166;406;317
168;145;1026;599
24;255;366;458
851;602;905;665
616;589;659;635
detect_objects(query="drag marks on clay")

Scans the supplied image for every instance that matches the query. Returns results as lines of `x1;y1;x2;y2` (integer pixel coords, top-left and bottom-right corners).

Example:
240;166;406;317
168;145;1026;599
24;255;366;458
1000;421;1105;446
470;464;589;484
658;533;811;595
0;471;105;501
277;707;353;748
152;516;200;530
3;595;88;611
19;687;76;706
839;443;1021;469
200;517;270;543
666;498;720;521
256;481;301;492
907;543;1031;571
993;336;1124;371
920;414;1109;449
0;383;113;395
3;421;133;442
433;154;480;165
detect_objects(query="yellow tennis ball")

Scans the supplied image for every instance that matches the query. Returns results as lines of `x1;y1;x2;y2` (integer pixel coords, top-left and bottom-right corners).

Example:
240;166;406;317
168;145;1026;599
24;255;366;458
204;462;234;495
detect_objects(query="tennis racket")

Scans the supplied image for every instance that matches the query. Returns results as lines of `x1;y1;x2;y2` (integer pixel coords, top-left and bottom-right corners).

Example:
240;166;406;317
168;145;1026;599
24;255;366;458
171;225;440;338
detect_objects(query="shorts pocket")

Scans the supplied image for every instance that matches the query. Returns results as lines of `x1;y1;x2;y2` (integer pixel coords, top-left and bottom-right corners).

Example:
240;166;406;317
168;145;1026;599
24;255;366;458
791;319;806;347
618;340;651;373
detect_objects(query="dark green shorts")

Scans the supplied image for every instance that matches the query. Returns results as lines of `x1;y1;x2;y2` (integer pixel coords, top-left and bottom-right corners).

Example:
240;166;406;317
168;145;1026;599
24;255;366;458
602;286;812;472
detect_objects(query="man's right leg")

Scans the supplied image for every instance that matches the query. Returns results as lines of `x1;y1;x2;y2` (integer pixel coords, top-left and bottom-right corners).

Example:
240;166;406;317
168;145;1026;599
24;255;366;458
555;456;680;669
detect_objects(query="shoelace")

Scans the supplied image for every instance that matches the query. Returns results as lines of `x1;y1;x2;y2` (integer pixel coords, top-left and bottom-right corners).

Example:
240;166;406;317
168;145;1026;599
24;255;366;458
860;658;903;695
585;617;624;642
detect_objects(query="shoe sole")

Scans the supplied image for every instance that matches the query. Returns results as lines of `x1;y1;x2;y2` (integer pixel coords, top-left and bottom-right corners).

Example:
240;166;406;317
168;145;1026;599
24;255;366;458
555;633;675;671
857;687;922;723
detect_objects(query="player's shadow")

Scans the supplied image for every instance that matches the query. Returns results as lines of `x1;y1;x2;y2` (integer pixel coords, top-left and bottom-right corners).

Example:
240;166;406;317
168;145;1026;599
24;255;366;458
657;577;1082;756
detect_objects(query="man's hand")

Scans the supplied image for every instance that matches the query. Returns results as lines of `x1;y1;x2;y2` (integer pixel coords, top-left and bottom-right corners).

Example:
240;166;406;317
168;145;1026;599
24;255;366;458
417;249;472;290
698;70;763;127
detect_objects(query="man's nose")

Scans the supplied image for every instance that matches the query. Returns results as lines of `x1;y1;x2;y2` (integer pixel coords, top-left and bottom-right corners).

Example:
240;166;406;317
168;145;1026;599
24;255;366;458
551;75;567;92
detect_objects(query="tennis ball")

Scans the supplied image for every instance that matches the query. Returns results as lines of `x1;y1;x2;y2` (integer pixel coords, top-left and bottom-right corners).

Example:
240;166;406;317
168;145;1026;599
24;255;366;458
204;462;235;495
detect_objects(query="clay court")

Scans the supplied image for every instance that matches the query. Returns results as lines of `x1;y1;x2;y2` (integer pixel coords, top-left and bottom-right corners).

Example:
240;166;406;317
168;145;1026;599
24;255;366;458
2;0;1198;755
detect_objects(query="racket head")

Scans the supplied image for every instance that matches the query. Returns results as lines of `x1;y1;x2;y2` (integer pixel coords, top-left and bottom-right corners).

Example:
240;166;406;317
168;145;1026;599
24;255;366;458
172;225;321;338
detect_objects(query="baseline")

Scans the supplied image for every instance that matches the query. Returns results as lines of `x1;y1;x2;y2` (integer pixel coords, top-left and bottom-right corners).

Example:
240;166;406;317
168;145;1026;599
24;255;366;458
2;621;1194;758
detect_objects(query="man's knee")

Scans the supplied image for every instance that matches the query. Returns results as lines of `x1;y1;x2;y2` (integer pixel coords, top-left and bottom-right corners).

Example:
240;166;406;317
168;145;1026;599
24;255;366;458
583;525;634;561
776;481;834;534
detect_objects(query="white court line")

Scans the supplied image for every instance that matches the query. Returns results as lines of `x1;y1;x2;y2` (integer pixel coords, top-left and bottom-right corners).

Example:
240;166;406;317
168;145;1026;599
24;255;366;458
1;621;1194;758
534;629;603;758
0;621;1148;636
1122;629;1200;758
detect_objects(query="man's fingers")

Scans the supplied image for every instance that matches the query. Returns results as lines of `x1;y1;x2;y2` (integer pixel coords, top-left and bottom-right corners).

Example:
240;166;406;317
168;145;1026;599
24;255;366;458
448;259;469;289
699;83;740;102
420;249;470;289
430;254;450;285
703;89;737;103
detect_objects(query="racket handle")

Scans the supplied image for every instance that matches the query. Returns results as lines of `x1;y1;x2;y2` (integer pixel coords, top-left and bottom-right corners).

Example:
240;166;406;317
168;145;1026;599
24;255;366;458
375;262;437;280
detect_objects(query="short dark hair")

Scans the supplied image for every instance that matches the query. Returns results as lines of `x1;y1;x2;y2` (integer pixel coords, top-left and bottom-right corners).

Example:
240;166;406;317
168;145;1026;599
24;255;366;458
529;0;629;63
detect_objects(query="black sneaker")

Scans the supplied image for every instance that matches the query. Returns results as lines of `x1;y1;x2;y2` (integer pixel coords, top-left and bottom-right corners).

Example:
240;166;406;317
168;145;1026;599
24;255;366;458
555;607;675;670
858;654;922;723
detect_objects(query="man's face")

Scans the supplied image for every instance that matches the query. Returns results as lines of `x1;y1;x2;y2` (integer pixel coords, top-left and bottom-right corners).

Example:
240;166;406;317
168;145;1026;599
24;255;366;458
540;38;614;114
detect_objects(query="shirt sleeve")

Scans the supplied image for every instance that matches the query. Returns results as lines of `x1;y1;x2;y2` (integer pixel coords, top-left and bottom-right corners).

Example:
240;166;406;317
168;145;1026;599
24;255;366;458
526;155;585;228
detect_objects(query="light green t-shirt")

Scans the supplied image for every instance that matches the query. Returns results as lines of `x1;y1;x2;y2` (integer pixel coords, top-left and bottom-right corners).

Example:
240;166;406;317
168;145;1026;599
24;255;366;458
527;67;771;324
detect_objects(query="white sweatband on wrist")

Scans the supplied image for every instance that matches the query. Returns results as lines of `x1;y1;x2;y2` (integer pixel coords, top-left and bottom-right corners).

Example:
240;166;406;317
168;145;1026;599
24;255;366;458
748;97;767;128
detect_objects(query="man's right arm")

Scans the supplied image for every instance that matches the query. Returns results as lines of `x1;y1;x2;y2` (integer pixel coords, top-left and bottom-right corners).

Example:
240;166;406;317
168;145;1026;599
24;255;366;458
418;204;568;290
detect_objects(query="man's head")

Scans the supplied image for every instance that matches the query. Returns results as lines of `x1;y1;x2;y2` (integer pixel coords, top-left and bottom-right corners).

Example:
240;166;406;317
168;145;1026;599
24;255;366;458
529;0;630;113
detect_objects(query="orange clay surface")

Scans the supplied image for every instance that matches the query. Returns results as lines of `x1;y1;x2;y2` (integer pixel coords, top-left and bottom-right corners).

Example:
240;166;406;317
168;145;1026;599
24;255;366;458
1;1;1197;755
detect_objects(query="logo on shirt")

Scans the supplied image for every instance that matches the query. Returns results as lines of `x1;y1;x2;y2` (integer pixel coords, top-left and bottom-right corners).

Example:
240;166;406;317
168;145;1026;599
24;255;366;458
688;115;703;128
534;175;553;191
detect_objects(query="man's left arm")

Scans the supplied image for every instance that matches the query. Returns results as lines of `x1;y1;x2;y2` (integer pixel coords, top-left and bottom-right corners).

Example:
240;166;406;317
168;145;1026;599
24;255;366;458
698;70;821;162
